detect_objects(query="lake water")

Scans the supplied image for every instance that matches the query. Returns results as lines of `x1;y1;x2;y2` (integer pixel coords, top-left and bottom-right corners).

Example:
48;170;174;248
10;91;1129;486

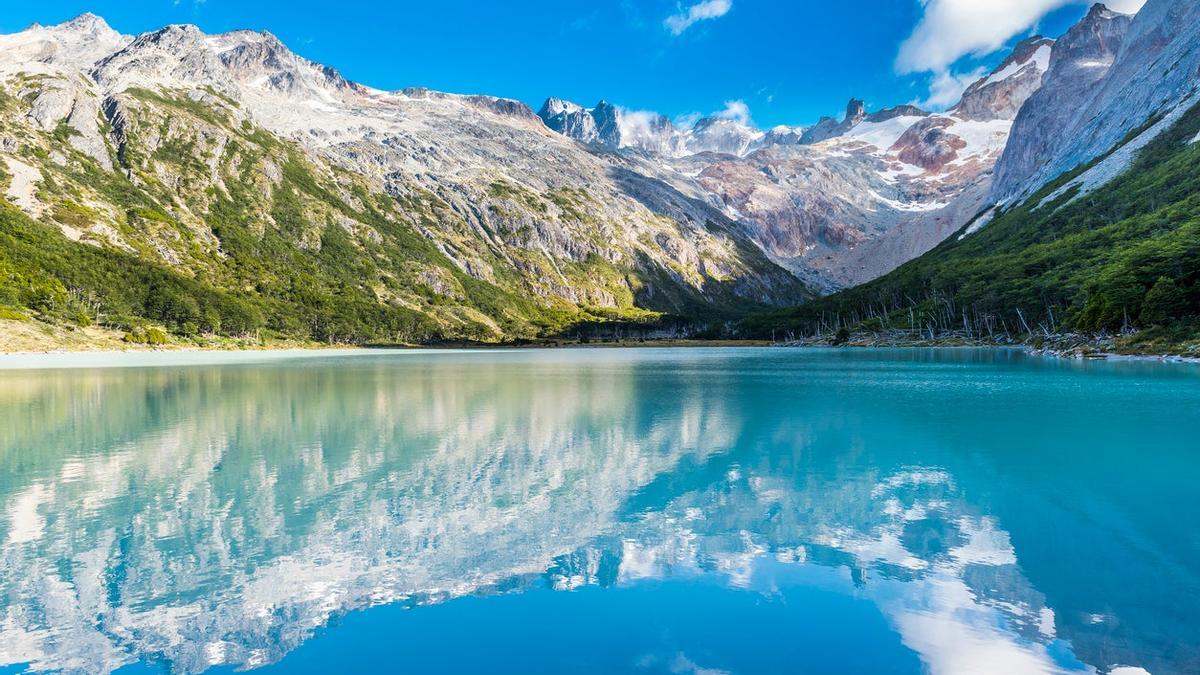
0;347;1197;674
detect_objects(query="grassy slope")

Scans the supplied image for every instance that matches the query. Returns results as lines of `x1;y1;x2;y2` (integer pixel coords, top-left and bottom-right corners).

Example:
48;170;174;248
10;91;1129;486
744;100;1200;353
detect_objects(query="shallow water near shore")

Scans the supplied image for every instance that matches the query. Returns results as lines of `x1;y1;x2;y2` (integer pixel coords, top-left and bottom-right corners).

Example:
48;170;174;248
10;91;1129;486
1;347;1198;674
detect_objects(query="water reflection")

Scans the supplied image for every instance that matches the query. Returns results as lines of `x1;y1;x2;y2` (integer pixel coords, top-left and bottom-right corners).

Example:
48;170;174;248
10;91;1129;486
0;349;1195;674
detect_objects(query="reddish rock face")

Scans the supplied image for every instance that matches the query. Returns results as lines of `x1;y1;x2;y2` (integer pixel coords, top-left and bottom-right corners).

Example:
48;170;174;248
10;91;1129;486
891;118;968;173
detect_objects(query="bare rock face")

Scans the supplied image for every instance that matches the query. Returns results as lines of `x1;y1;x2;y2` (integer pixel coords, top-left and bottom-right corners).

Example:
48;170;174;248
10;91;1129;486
800;99;868;144
991;4;1134;204
954;37;1054;122
867;105;928;123
892;118;968;173
538;98;604;147
990;0;1200;208
27;88;75;130
0;14;807;321
541;31;1057;291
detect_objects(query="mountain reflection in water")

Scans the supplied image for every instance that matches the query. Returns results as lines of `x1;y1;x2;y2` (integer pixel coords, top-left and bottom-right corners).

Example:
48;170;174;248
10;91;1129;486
0;349;1197;674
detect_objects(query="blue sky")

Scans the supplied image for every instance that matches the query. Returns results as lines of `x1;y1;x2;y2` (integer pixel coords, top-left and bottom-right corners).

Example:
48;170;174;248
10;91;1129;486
1;1;1142;129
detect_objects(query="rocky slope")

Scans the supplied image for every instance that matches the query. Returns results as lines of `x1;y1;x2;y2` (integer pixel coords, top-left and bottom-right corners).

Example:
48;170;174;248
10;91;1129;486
749;0;1200;352
0;15;807;345
991;0;1200;206
1;2;1187;347
541;39;1054;291
990;4;1136;204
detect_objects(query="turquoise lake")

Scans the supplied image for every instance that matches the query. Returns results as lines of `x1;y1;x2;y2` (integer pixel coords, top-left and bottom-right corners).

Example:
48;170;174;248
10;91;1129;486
0;347;1198;674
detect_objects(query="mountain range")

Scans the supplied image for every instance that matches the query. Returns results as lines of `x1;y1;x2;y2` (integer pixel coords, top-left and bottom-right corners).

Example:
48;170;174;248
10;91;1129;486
0;1;1196;347
750;0;1200;352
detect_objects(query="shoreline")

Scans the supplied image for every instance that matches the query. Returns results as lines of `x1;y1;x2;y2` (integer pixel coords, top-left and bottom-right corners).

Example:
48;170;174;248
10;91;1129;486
0;338;775;357
2;341;1197;371
775;332;1200;364
3;319;1196;365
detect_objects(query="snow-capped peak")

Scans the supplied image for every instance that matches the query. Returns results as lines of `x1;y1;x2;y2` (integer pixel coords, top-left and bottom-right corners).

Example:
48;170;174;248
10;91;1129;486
539;97;586;117
0;13;131;73
983;42;1052;87
953;36;1055;121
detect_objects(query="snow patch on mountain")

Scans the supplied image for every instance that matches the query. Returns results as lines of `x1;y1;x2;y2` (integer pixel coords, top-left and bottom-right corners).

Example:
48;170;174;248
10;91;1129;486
843;116;927;150
538;30;1055;289
992;0;1198;205
960;206;998;239
0;13;130;74
945;118;1012;158
983;43;1051;87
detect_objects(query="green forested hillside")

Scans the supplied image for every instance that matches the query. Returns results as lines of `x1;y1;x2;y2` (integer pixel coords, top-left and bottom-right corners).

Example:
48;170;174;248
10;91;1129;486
0;77;804;347
745;101;1200;351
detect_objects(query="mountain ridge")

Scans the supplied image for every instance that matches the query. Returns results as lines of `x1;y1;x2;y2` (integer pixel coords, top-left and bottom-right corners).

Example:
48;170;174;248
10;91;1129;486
537;34;1056;291
3;2;1197;351
746;0;1200;353
0;12;807;346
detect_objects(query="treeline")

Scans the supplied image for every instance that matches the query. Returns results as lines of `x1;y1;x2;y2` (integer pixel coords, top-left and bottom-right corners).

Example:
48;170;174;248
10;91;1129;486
744;101;1200;345
0;205;261;335
0;203;452;344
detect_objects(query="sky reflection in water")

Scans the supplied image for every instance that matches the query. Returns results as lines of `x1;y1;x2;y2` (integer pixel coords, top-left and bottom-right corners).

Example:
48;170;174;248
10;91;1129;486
0;348;1197;674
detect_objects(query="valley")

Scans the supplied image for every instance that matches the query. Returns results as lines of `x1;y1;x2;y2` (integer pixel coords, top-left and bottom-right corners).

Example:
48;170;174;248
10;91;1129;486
0;1;1197;354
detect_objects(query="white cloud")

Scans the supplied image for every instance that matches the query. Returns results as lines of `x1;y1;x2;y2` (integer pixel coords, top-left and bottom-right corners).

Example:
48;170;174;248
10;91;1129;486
898;0;1146;109
616;108;668;146
664;0;733;36
898;0;1145;74
714;99;752;126
622;101;752;137
920;67;986;110
674;111;703;130
899;0;1058;74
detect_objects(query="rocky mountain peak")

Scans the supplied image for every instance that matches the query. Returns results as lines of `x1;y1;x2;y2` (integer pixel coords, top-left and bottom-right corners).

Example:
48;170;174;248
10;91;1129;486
592;100;618;116
141;23;205;45
953;36;1054;121
760;125;807;146
88;22;366;104
539;97;583;118
990;0;1142;203
537;97;607;147
866;104;928;123
2;12;132;71
211;28;359;96
54;12;116;36
799;98;869;144
91;24;229;94
590;100;623;147
845;99;867;125
1045;2;1131;75
1085;3;1123;21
